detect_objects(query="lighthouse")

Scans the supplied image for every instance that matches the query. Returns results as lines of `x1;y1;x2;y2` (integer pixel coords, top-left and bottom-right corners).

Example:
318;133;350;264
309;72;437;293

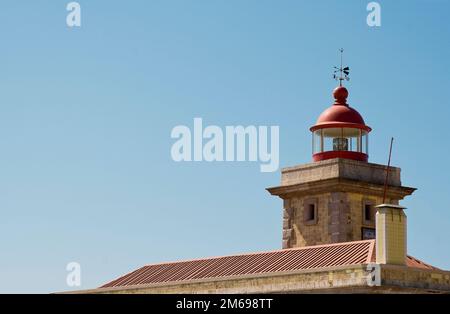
267;54;416;249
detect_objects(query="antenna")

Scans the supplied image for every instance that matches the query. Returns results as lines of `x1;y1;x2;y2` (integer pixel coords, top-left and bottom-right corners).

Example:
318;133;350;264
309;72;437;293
382;137;394;204
333;48;350;86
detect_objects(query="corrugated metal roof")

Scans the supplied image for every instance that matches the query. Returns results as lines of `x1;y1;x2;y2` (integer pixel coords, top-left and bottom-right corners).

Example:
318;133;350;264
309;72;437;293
406;255;438;270
100;240;437;288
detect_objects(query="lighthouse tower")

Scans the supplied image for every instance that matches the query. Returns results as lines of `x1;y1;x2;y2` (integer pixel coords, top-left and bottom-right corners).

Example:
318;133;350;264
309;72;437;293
267;58;416;249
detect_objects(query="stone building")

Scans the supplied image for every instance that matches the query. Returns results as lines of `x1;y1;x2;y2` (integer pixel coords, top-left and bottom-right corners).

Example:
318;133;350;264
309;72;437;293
71;85;450;294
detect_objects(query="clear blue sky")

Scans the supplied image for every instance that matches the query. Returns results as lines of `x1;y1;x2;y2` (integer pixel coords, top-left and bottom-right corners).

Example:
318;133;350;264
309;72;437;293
0;0;449;293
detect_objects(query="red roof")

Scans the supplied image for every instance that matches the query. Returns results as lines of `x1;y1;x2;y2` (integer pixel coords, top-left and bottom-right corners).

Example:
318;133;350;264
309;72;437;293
310;86;370;131
315;104;366;125
100;240;437;288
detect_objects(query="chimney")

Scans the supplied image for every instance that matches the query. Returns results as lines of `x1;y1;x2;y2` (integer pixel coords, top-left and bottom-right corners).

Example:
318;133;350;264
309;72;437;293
375;204;407;265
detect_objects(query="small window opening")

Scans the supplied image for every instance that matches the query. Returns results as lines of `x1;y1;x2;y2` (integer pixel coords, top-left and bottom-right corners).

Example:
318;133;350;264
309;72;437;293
306;204;315;221
364;204;372;221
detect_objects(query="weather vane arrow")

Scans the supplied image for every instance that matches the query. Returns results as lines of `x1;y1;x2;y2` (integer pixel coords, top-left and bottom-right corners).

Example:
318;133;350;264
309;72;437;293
333;48;350;86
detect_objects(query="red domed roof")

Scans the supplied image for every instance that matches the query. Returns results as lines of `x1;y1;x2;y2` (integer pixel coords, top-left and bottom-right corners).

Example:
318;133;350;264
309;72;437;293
316;103;365;125
310;86;371;132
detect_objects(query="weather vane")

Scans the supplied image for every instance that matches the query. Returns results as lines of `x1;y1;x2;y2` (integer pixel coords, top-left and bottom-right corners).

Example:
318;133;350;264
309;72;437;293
333;48;350;86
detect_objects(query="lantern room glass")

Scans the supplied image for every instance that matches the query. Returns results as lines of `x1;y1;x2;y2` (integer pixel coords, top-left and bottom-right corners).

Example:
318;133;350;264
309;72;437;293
312;128;368;154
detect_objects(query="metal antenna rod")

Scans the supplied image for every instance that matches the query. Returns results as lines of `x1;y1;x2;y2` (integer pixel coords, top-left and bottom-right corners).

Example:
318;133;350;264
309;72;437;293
382;137;394;204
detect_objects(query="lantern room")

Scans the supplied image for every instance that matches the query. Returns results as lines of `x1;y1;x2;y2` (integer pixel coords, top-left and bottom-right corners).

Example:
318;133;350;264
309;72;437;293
310;86;371;162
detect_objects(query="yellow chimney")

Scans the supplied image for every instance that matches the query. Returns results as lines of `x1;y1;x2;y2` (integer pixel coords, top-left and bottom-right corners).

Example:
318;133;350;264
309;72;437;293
375;204;407;265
